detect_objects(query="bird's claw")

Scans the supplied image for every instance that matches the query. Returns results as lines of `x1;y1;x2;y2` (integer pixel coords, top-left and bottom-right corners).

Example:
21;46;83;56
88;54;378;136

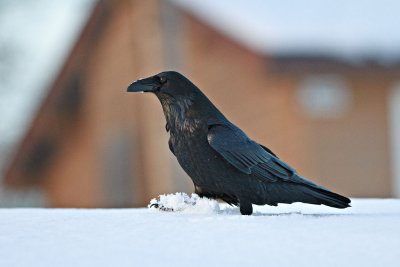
149;201;174;212
148;193;202;212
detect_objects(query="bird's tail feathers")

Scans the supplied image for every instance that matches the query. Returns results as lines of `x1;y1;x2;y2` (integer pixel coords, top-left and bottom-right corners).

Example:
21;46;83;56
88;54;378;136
304;186;351;209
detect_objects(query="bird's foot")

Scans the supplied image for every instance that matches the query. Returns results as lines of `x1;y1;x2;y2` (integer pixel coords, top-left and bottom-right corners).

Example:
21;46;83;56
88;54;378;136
239;200;253;215
149;202;175;212
147;192;220;213
148;192;197;212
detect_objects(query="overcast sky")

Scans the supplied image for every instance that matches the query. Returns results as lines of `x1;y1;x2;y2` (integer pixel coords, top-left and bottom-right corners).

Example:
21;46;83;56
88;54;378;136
174;0;400;59
0;0;94;158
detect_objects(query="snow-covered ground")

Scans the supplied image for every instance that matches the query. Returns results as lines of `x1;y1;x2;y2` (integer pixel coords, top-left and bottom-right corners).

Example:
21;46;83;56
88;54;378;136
0;198;399;267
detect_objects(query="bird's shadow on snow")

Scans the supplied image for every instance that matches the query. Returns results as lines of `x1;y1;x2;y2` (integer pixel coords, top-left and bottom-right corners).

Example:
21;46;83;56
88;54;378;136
218;208;376;217
252;212;351;217
149;206;396;217
250;212;398;218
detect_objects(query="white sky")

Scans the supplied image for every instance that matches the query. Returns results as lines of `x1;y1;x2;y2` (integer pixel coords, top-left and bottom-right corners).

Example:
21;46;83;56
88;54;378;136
173;0;400;60
0;0;94;165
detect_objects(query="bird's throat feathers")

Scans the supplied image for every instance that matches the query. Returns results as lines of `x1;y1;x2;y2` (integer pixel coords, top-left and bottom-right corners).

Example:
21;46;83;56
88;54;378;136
158;94;202;134
156;89;226;135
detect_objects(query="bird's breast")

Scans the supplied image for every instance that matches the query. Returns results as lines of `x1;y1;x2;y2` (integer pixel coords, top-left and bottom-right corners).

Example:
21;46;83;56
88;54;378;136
169;125;213;182
169;124;244;197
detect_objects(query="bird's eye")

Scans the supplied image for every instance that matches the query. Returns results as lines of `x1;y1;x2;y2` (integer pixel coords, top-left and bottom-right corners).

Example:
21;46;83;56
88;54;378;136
159;76;167;84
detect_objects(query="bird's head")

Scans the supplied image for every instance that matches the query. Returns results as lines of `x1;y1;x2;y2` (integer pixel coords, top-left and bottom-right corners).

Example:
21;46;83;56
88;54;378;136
127;71;223;124
127;71;199;99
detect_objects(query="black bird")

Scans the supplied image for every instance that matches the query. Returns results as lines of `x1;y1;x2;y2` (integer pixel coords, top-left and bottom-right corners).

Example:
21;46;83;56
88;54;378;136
127;71;351;215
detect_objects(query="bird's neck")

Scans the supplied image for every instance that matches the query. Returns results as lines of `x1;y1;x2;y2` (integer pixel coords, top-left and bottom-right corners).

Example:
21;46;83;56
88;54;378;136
159;95;224;135
160;98;198;135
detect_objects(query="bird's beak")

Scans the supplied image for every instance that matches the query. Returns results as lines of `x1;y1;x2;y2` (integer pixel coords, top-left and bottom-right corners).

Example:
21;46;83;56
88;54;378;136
127;76;159;93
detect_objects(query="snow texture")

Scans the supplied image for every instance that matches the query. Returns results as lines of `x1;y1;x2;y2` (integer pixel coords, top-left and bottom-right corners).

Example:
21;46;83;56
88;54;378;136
149;193;221;213
0;197;400;267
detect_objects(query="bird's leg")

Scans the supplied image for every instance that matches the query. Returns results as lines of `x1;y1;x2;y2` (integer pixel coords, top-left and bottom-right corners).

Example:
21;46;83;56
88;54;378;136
194;185;204;197
239;199;253;215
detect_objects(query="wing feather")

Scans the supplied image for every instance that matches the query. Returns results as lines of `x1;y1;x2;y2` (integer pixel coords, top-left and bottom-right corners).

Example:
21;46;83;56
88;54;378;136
207;123;295;182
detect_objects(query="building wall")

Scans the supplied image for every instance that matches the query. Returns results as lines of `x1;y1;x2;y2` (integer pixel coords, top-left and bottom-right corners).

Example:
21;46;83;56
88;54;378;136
44;0;168;207
307;74;393;197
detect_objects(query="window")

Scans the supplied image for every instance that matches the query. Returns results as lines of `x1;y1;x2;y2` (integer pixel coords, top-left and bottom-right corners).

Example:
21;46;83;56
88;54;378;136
297;75;352;119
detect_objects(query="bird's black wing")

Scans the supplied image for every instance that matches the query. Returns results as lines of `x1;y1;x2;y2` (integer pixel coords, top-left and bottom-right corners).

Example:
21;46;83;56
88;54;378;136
207;123;304;183
207;123;350;208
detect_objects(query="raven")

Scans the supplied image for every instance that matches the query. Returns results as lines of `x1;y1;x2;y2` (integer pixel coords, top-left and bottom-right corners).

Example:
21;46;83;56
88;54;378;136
127;71;351;215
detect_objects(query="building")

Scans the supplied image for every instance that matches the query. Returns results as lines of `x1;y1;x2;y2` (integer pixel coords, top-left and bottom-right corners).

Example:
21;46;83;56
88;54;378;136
4;0;400;207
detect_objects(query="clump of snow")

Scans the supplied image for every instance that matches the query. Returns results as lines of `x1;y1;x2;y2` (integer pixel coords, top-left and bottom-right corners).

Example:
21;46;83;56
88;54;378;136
148;192;221;214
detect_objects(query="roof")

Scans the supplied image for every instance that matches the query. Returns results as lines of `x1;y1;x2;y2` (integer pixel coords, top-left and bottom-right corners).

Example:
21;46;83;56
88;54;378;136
172;0;400;63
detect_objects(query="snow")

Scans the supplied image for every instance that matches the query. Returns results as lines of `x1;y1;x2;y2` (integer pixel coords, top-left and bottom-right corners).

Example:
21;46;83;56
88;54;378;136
0;198;399;267
149;192;221;213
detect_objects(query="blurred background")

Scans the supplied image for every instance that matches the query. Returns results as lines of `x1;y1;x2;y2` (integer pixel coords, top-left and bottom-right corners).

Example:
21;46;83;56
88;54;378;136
1;0;400;208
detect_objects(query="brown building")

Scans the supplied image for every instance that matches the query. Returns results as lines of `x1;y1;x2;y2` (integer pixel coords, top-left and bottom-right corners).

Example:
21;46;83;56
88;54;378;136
4;0;400;207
